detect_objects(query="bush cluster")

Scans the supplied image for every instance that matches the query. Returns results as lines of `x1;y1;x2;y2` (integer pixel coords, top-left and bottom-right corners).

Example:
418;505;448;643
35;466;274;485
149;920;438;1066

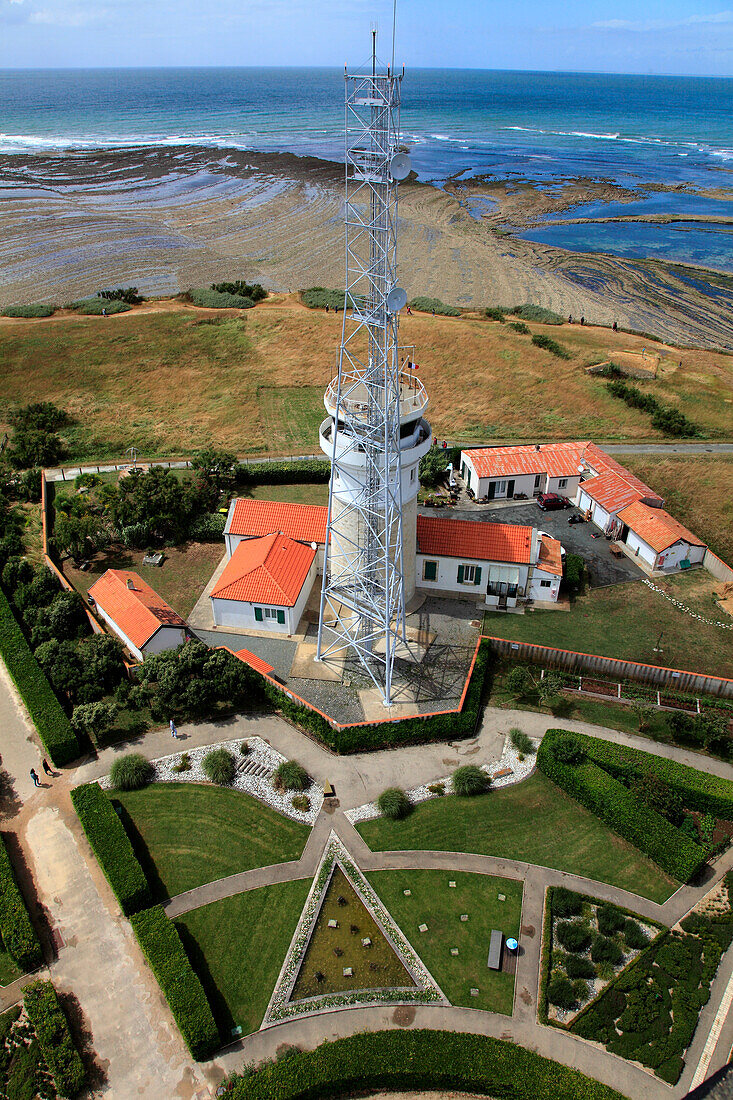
98;286;144;304
274;760;309;792
72;298;131;315
189;287;255;309
1;303;55;318
0;833;43;971
23;980;85;1098
484;307;505;322
508;320;530;334
203;748;236;786
109;753;155;791
531;333;571;359
211;280;266;302
606;380;698;437
71;783;152;915
563;553;584;593
512;304;564;325
301;287;350;310
408;296;460;317
225;1028;626;1099
188;512;227;540
537;730;706;881
130;906;219;1060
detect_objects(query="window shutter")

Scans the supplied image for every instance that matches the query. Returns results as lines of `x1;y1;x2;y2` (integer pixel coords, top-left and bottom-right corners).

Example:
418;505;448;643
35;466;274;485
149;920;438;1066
457;564;465;584
254;607;263;622
277;609;285;625
424;560;437;582
474;566;482;586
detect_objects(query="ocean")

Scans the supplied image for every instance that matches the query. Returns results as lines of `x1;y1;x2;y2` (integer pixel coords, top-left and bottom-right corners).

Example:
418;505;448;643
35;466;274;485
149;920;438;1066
1;66;732;270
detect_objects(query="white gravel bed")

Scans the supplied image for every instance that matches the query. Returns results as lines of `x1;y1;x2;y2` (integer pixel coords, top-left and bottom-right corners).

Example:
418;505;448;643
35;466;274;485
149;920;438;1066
99;737;322;824
345;734;539;824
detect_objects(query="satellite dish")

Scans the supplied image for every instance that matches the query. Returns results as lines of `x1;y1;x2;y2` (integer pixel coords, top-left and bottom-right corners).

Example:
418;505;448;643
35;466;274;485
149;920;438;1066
386;287;407;313
389;153;412;181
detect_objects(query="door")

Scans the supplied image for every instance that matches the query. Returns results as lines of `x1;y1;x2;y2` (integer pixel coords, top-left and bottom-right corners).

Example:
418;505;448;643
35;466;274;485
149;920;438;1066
507;479;515;498
488;481;496;500
498;581;508;609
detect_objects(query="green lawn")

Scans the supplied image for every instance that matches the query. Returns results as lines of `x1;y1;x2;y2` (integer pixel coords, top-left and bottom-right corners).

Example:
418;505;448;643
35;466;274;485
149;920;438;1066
175;879;311;1037
240;481;329;505
112;783;310;900
358;773;675;904
366;870;522;1016
483;570;733;680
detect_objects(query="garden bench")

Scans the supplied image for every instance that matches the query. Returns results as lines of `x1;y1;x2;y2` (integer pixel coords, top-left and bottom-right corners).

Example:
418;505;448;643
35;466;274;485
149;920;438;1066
492;766;513;780
487;930;503;970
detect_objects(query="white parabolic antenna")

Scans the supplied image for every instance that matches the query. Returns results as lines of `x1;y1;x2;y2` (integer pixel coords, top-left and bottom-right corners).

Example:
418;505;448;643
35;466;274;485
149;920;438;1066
386;286;407;313
389;152;412;181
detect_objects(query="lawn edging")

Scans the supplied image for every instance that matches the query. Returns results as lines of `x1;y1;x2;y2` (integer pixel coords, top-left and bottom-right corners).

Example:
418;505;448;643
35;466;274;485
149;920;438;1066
23;980;85;1098
0;587;80;766
0;832;43;972
71;783;152;916
225;1028;626;1099
130;904;219;1060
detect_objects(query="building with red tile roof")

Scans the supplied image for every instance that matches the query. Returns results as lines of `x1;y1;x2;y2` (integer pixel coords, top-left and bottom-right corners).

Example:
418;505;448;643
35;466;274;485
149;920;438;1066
224;499;327;555
211;533;317;634
88;570;186;661
416;515;533;564
617;501;706;571
537;535;564;577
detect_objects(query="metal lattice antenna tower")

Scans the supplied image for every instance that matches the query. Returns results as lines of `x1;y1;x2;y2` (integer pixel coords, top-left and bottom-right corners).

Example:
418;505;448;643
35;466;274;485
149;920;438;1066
316;31;430;706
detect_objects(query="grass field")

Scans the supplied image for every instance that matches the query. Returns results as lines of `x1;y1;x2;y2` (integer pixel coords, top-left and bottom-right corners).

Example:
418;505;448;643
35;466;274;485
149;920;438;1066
1;300;731;463
175;879;310;1037
366;869;522;1016
240;482;329;506
619;454;733;568
484;571;733;680
358;772;675;904
113;783;310;900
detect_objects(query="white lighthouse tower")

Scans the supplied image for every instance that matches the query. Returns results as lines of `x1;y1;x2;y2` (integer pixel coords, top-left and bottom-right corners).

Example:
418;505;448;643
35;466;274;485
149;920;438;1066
316;32;431;706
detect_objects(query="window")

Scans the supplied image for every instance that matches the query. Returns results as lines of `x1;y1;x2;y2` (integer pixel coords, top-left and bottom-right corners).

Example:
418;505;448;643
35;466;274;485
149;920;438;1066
423;560;437;582
410;468;415;482
558;478;568;489
255;606;286;625
540;580;551;588
534;473;542;489
457;564;482;586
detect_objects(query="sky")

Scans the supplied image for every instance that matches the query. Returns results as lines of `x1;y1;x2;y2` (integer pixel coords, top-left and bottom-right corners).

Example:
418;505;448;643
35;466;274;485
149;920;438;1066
0;0;732;76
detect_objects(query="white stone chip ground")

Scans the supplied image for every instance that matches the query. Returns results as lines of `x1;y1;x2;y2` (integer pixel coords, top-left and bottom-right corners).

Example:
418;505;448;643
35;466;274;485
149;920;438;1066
99;736;323;824
345;734;539;823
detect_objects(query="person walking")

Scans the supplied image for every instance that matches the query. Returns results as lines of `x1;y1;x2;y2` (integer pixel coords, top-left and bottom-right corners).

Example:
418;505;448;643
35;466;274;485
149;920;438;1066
170;718;178;739
42;759;53;777
30;769;40;787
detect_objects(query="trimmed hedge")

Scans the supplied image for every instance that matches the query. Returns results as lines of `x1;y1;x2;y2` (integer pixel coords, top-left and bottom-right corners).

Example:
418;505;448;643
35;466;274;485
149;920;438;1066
227;1029;626;1099
130;906;219;1060
0;587;80;766
1;303;55;318
235;459;330;486
0;833;43;971
23;980;84;1097
70;783;152;916
537;731;706;881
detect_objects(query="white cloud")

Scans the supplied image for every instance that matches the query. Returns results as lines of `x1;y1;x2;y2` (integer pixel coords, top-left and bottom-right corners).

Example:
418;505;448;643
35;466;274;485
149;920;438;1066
592;10;733;31
28;2;109;24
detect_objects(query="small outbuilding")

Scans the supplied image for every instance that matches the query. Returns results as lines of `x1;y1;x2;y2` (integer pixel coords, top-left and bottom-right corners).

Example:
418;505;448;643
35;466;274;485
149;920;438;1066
210;531;317;633
88;569;187;661
617;502;706;572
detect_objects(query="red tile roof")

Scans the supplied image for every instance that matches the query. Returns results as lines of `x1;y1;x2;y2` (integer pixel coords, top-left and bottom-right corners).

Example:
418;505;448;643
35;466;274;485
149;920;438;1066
617;502;705;553
538;535;564;577
211;533;316;606
579;471;651;514
462;442;586;480
88;570;186;650
226;499;327;545
234;649;275;676
417;515;532;564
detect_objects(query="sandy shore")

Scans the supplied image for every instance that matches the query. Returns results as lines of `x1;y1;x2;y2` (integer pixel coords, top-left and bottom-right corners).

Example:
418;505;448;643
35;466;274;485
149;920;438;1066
1;146;732;349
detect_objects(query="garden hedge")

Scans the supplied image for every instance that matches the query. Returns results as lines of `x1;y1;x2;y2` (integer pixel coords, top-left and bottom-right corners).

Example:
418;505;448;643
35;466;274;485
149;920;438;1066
70;783;151;915
0;587;80;766
23;980;85;1098
537;731;706;881
1;304;55;319
0;832;43;971
235;459;330;486
130;906;219;1060
227;1029;626;1099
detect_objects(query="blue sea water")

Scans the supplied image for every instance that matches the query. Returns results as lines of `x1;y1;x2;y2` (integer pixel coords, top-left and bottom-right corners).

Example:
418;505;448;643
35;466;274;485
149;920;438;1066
1;66;732;266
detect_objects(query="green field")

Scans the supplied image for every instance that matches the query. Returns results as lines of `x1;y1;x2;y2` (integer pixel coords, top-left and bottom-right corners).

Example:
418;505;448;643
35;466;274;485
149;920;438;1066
358;773;675;904
113;783;310;900
366;870;522;1016
175;880;311;1036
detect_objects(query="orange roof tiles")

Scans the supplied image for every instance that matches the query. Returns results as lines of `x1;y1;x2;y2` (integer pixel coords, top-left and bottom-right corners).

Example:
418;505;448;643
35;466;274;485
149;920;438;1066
617;502;705;554
538;535;564;577
88;570;186;650
234;649;275;676
462;442;586;480
212;533;316;606
226;499;327;545
580;471;651;514
417;515;532;564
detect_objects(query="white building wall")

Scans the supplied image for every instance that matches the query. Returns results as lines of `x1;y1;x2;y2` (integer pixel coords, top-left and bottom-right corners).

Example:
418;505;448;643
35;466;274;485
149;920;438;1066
141;626;187;657
416;554;530;607
290;560;317;631
577;489;611;530
211;561;316;634
625;530;657;569
657;541;705;571
529;569;561;603
95;605;144;661
547;474;581;498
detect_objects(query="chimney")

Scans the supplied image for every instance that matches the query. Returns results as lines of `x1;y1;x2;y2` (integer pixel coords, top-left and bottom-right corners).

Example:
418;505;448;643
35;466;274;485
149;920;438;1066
535;444;541;452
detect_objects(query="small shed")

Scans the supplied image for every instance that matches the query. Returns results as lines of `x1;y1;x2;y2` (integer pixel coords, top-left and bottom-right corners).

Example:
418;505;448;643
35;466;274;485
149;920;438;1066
88;570;186;661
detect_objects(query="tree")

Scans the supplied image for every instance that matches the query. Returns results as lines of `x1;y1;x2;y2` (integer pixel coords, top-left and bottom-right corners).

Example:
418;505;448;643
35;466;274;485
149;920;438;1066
419;446;450;489
9;402;69;433
71;700;117;741
10;429;63;470
192;449;238;493
630;699;655;732
53;513;109;562
536;672;563;708
505;666;532;699
111;467;198;543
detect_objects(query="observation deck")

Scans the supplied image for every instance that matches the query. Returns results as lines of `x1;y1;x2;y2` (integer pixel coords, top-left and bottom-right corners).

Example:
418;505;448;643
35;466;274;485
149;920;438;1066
324;370;429;426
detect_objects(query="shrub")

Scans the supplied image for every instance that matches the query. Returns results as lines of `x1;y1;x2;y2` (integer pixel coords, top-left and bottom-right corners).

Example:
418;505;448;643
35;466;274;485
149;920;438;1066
623;920;649;949
9;401;69;433
98;286;144;304
596;904;625;937
301;287;349;310
377;787;412;820
173;753;191;773
188;287;255;309
130;906;219;1060
513;304;564;325
71;700;117;743
0;833;43;970
70;783;152;915
109;753;154;791
235;459;330;487
452;764;490;796
508;320;530;334
552;887;583;918
408;296;461;317
292;794;311;812
510;728;534;755
274;760;309;792
1;303;55;318
547;974;577;1009
72;298;131;315
505;665;532;698
23;980;85;1098
188;512;227;540
591;935;623;966
563;553;584;593
556;921;591;953
553;735;585;765
0;588;80;766
605;380;698;438
212;280;266;302
202;748;236;786
484;307;505;322
532;333;571;359
565;954;595;979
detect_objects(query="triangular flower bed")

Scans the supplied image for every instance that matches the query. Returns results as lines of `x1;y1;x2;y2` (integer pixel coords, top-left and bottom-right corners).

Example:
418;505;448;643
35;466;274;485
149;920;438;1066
262;833;446;1025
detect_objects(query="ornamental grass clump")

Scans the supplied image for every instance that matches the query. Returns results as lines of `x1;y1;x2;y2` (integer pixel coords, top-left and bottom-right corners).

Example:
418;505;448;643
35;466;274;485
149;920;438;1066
452;765;490;797
109;753;154;791
377;787;412;820
623;920;649;950
202;747;236;786
274;760;309;792
510;728;534;755
556;921;591;954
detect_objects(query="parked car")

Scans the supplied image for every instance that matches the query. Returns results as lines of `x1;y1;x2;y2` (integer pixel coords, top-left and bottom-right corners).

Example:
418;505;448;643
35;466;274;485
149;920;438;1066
536;493;569;511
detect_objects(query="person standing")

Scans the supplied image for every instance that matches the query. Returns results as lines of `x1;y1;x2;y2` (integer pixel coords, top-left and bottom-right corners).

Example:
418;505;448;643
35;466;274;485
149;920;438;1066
30;769;40;787
170;718;178;739
42;759;53;777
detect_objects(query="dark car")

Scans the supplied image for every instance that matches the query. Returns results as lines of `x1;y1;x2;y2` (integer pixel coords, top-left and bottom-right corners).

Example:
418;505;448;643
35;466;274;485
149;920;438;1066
536;492;569;511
